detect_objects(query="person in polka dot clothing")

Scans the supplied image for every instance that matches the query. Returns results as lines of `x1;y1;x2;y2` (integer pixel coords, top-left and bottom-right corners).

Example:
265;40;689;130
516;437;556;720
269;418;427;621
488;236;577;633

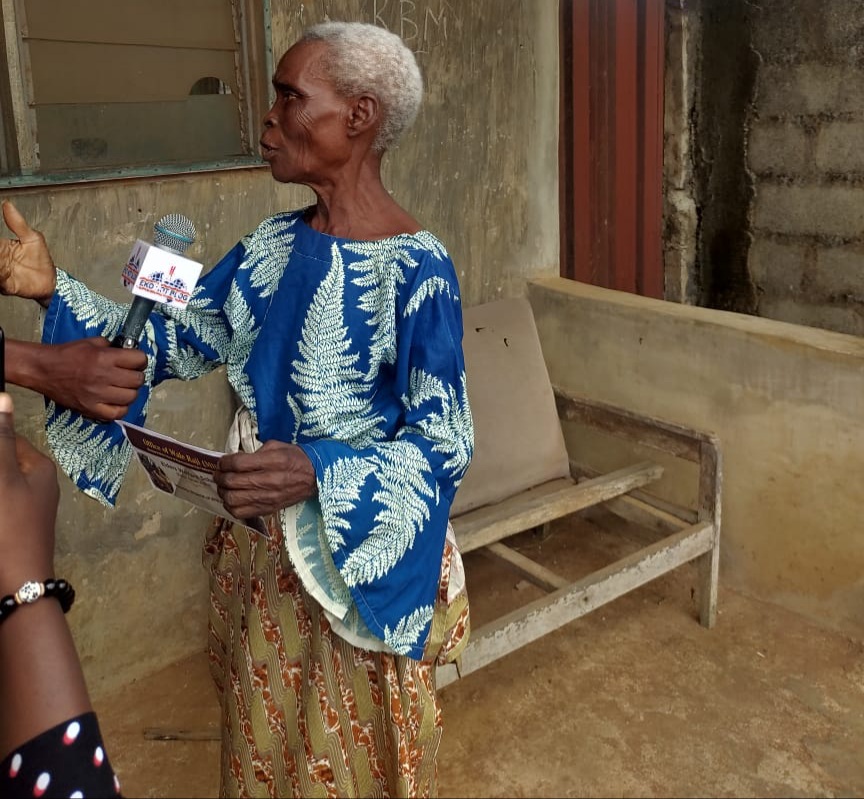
0;392;121;798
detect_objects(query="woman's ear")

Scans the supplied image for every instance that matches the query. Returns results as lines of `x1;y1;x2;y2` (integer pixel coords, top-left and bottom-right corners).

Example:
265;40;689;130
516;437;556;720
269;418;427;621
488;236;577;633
347;94;380;139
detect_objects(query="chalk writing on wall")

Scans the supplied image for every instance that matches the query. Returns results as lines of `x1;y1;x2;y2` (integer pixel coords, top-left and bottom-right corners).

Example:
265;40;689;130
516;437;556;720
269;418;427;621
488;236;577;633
372;0;456;52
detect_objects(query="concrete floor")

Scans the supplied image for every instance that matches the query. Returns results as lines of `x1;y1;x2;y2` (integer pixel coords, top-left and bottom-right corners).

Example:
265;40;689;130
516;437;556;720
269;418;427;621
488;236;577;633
95;509;864;798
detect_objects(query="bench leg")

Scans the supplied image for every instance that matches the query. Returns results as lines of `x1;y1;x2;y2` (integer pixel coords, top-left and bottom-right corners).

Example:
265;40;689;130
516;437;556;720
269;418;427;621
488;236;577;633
696;544;719;628
528;521;553;541
697;439;722;628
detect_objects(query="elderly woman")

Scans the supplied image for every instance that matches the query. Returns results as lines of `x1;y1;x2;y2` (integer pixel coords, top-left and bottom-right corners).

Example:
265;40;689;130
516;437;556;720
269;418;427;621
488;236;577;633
0;21;474;799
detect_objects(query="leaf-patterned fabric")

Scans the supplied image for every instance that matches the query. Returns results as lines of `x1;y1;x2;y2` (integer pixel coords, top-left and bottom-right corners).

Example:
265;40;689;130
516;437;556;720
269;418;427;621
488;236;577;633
41;209;474;659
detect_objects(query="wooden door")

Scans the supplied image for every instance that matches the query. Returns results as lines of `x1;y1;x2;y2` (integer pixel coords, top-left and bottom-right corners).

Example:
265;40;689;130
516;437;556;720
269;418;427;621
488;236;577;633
559;0;665;298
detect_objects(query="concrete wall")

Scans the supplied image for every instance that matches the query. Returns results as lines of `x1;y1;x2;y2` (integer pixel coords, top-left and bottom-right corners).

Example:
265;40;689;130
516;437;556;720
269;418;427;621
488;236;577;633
0;0;560;695
529;277;864;641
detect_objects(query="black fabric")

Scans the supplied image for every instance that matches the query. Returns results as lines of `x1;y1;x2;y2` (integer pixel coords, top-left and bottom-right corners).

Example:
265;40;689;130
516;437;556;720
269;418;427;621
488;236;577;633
0;712;120;798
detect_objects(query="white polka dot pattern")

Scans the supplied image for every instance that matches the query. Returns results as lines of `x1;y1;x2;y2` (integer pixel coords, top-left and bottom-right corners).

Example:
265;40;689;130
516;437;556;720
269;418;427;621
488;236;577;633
33;771;50;796
0;713;121;798
63;721;81;745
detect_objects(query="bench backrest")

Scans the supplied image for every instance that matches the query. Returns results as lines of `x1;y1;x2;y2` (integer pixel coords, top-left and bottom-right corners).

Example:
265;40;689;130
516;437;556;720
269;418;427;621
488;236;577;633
451;296;571;518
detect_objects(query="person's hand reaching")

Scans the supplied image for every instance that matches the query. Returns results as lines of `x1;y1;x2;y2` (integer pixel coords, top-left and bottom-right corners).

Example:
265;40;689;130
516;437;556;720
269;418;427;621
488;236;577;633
0;201;57;307
0;392;60;592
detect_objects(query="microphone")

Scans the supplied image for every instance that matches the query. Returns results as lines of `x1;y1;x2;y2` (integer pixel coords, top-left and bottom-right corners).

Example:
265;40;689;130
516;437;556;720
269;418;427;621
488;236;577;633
111;214;198;349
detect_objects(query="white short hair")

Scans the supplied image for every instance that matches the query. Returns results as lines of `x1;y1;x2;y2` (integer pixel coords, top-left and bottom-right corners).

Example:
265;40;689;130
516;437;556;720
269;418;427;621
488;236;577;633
300;21;424;152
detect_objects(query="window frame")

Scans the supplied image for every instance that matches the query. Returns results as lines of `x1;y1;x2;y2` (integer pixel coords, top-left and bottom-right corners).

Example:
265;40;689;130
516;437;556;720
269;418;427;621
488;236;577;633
0;0;274;188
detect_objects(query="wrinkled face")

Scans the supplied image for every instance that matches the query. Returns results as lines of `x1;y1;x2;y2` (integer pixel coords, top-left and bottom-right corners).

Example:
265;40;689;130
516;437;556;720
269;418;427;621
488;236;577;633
259;40;354;185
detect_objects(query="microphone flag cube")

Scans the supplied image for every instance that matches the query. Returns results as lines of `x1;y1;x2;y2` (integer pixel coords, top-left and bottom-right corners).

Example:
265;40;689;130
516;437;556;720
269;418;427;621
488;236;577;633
121;240;203;309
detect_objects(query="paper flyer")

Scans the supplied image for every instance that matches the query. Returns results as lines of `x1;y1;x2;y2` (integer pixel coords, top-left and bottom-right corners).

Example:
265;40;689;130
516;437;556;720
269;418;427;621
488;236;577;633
119;421;269;537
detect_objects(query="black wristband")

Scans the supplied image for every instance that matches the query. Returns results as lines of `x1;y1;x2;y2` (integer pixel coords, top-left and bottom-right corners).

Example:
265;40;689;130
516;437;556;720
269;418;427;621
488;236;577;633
0;579;75;625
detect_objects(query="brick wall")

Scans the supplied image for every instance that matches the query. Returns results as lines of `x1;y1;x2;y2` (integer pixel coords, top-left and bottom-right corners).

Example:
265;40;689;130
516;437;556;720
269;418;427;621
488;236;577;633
748;0;864;335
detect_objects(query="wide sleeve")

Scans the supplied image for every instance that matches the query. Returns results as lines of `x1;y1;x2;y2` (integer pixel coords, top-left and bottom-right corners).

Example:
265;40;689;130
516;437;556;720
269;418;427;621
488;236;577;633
297;255;474;659
40;243;245;506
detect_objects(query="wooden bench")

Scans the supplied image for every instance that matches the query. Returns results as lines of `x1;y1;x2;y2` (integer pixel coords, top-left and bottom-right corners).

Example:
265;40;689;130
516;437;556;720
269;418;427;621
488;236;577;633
439;297;722;687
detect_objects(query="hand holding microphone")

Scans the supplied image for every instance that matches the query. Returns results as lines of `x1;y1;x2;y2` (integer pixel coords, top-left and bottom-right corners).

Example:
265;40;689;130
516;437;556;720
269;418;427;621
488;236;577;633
0;205;198;421
112;214;199;349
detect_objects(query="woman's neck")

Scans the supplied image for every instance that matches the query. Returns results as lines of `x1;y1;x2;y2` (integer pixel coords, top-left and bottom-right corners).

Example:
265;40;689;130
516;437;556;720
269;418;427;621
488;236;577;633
304;165;421;240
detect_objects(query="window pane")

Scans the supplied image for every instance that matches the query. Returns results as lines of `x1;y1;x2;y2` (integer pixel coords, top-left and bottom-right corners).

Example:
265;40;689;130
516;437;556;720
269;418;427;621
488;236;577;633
36;96;244;171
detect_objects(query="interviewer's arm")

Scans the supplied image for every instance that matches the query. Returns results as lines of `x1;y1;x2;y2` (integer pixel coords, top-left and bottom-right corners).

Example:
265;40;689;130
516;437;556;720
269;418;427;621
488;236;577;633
0;593;92;760
0;392;91;760
5;337;146;422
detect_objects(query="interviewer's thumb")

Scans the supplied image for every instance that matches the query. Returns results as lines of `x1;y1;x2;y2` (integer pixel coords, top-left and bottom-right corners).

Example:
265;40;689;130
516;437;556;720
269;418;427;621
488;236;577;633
0;391;58;494
0;392;15;457
0;391;14;422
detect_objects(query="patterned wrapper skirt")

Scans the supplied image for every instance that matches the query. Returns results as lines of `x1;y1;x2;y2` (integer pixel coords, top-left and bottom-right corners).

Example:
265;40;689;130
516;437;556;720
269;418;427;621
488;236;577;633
202;515;466;799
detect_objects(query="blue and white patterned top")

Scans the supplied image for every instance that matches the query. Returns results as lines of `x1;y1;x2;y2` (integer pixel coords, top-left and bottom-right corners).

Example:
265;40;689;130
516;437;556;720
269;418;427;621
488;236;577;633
41;208;474;659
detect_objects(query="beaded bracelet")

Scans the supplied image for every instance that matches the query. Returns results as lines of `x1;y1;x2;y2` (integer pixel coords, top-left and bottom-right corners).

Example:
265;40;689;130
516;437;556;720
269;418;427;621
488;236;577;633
0;579;75;625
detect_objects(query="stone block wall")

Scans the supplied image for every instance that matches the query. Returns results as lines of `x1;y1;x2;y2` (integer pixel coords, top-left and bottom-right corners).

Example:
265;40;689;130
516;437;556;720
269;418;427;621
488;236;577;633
748;0;864;335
